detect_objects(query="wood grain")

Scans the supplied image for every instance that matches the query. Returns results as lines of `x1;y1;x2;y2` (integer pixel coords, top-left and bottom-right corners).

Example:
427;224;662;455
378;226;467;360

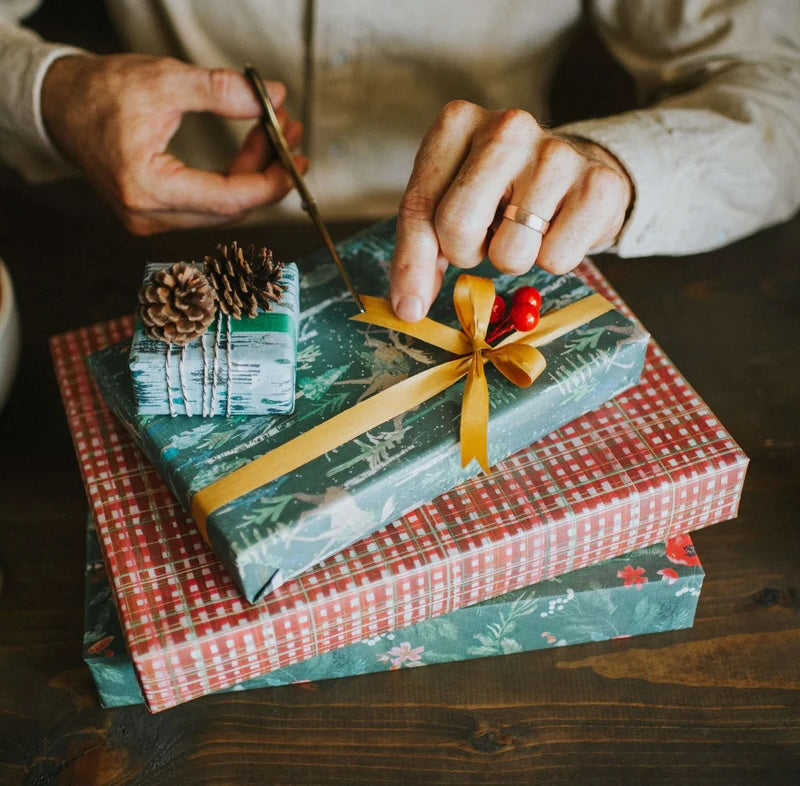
1;8;798;784
1;161;798;786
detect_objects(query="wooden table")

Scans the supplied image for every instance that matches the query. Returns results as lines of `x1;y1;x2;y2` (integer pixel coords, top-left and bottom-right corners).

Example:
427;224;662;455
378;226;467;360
0;167;798;784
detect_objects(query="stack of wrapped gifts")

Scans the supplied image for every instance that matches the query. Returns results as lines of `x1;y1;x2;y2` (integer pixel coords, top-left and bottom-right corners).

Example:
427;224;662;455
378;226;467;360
52;219;747;712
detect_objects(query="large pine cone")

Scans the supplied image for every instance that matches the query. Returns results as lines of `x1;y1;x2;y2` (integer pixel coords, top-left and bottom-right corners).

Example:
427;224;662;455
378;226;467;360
204;242;285;319
138;262;217;346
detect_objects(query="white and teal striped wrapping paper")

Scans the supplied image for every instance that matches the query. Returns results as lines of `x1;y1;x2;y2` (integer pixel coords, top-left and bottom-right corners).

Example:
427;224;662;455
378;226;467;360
129;263;299;416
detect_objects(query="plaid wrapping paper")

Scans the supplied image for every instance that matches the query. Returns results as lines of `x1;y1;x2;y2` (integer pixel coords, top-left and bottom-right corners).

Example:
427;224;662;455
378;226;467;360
51;260;748;712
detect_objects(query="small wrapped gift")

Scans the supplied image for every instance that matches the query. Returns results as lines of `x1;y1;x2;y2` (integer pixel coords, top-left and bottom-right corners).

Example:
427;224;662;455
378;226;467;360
90;219;650;603
129;243;299;417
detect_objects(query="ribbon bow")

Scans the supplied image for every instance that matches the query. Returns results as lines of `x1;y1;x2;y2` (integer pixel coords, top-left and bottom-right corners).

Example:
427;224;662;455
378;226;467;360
352;275;547;473
191;274;612;541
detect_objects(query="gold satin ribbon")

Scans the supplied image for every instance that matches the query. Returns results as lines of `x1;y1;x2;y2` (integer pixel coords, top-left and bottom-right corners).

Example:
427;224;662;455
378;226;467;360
191;274;613;542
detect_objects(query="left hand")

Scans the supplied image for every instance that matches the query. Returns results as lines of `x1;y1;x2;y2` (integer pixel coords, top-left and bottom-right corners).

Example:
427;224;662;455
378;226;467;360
390;101;633;321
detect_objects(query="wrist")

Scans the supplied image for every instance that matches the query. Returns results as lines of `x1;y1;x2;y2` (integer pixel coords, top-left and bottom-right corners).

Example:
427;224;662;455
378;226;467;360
40;54;96;159
567;135;634;206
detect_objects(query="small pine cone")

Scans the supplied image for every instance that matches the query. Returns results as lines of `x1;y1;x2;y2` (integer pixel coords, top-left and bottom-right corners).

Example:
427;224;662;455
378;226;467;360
204;241;285;319
138;262;217;346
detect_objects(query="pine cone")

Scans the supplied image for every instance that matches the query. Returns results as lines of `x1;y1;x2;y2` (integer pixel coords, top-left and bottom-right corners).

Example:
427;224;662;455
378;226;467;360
204;242;285;319
138;262;217;346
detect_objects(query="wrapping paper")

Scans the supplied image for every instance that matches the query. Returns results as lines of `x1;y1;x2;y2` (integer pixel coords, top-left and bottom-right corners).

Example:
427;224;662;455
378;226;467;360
51;249;747;712
91;219;648;601
129;263;299;416
83;519;704;708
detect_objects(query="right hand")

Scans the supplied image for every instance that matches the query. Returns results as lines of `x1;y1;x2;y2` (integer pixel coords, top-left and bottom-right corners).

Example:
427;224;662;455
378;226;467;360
41;54;306;235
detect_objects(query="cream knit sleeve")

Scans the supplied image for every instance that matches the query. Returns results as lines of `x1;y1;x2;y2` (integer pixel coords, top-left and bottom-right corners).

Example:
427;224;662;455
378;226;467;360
556;0;800;257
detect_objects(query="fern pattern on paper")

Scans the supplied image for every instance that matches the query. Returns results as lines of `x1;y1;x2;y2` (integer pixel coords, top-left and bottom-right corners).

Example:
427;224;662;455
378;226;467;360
89;218;649;602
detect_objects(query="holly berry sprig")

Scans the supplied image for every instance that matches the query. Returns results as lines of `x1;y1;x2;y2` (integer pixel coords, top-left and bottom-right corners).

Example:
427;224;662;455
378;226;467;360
485;285;542;344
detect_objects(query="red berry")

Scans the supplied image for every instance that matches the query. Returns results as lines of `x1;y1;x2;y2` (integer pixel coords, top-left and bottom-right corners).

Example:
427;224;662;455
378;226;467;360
512;286;542;311
509;302;540;332
490;294;507;323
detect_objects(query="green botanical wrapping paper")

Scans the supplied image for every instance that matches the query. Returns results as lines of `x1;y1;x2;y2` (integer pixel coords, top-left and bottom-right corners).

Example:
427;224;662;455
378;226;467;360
129;263;299;416
89;218;649;602
83;519;704;708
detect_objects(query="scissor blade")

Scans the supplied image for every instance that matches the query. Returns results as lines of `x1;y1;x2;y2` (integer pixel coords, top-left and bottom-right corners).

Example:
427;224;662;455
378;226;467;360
243;64;365;313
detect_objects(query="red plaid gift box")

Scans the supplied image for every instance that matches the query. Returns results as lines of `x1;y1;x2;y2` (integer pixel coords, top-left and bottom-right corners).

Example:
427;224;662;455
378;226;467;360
51;260;747;711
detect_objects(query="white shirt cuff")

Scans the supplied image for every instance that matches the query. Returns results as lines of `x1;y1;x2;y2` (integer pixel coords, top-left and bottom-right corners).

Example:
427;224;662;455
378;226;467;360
0;22;84;177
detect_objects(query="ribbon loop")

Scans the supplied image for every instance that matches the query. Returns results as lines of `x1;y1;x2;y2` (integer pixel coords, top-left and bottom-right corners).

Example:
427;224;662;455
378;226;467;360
487;343;547;388
453;274;495;350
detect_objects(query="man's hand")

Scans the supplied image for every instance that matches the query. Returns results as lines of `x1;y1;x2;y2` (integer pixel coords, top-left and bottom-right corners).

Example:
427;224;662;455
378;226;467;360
41;54;306;235
390;101;633;321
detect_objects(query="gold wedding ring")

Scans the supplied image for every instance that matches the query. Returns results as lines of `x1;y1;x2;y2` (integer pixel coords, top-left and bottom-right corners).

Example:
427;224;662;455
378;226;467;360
502;204;550;235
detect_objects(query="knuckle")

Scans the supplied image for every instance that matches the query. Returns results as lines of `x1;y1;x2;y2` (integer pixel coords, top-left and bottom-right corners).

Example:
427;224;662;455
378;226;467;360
435;200;481;240
579;164;627;205
144;56;185;92
115;176;152;213
206;67;240;99
435;207;485;268
398;187;438;224
441;99;478;120
488;108;539;146
391;258;428;284
537;136;579;170
438;99;480;129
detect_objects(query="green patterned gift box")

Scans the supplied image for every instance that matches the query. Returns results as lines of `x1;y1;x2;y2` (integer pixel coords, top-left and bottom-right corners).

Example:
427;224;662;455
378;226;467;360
129;263;299;416
83;519;704;708
89;218;649;603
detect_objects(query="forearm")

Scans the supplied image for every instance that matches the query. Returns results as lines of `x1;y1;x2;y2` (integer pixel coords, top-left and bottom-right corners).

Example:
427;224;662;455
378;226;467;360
562;0;800;258
557;59;800;257
0;17;83;180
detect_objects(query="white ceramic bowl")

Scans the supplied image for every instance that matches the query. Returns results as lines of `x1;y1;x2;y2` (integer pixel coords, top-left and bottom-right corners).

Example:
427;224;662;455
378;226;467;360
0;259;21;413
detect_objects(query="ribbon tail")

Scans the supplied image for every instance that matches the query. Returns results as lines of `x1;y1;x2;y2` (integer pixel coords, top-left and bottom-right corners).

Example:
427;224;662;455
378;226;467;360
351;295;472;355
460;353;490;473
191;356;470;542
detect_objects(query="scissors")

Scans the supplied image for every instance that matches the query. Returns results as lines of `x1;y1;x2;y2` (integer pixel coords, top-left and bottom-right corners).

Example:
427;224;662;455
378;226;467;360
244;64;365;313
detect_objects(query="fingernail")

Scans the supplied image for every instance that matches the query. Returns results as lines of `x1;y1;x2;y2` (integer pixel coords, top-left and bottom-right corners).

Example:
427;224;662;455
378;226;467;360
395;295;424;322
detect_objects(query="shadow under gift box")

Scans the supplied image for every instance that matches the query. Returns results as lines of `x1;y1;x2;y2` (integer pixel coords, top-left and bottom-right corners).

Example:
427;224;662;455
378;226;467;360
88;219;650;603
83;518;704;709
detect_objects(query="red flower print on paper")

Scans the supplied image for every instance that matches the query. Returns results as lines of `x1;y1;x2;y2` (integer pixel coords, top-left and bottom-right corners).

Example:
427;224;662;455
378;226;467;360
617;565;648;589
657;568;680;585
86;635;115;656
378;641;425;670
665;534;701;566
